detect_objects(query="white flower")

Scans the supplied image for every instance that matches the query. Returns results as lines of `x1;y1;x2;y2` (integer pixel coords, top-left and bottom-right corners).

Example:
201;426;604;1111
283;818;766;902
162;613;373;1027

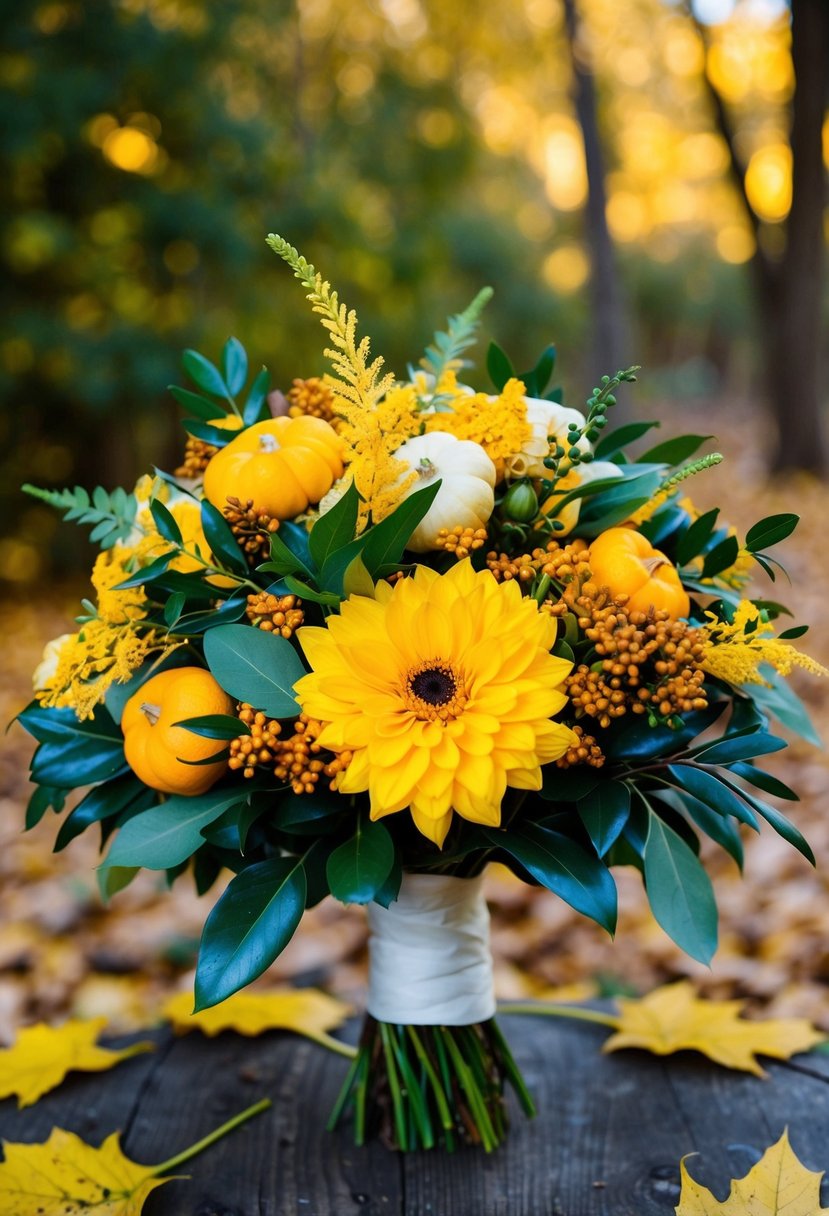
33;634;73;690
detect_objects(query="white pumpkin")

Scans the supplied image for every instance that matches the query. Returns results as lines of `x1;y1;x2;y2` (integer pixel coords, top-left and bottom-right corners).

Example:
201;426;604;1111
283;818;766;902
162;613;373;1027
507;397;591;478
393;432;497;552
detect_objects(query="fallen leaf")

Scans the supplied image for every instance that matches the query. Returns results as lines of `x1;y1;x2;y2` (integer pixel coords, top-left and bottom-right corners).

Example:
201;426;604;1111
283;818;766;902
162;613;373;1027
0;1128;169;1215
0;1018;154;1107
0;1098;270;1215
676;1129;828;1215
162;987;353;1052
604;981;824;1075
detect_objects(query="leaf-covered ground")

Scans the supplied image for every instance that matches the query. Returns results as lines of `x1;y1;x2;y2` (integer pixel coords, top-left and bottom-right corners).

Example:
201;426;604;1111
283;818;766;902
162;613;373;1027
1;403;828;1039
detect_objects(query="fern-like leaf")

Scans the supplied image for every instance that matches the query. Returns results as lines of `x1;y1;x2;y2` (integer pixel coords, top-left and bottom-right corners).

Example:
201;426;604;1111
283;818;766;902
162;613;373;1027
22;484;138;549
420;286;493;382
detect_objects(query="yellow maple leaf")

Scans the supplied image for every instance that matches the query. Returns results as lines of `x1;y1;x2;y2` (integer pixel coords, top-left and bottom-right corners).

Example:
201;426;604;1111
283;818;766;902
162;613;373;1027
0;1019;154;1108
162;988;355;1056
0;1100;270;1215
0;1128;169;1216
676;1129;828;1215
604;981;825;1076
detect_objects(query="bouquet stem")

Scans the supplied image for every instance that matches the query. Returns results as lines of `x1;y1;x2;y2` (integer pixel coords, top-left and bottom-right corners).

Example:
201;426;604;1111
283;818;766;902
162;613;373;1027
328;1015;535;1152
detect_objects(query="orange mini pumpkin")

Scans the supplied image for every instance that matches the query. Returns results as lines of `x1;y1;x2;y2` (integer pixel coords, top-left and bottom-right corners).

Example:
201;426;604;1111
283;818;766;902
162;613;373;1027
588;527;690;618
203;416;344;519
122;667;234;796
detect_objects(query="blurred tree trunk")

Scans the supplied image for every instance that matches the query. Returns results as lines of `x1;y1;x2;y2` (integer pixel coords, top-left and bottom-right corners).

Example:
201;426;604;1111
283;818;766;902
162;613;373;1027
562;0;632;418
695;0;828;475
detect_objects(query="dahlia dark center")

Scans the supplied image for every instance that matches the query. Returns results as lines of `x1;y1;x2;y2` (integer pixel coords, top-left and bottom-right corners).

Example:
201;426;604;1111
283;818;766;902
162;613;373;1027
410;666;456;706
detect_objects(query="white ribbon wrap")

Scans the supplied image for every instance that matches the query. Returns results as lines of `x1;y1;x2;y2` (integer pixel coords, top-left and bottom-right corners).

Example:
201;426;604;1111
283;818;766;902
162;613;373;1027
366;872;496;1026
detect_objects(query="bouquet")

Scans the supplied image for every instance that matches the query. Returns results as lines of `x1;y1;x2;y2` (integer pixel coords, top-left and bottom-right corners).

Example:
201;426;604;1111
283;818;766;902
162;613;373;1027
19;235;825;1153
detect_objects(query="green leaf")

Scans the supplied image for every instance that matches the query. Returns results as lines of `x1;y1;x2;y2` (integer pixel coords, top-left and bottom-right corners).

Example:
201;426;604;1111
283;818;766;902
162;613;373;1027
657;791;744;870
541;765;603;801
271;791;347;836
518;344;556;398
203;624;305;717
778;624;809;640
149;499;183;546
182;349;229;398
676;508;720;566
603;703;726;760
25;785;65;830
258;529;313;579
222;336;248;396
163;591;186;628
309;481;360;570
22;484;138;549
21;705;126;787
114;552;172;590
486;823;616;933
199;499;248;574
326;817;395;904
701;535;740;578
182;419;240;447
194;856;307;1009
745;513;799;552
643;808;718;964
640;434;711;465
419;286;493;382
729;761;798;801
593;420;660;460
746;667;822;747
667;764;758;829
341;553;376;599
486;341;515;392
361;481;442;574
729;785;814;864
103;789;245;870
244;367;271;425
169;385;224;421
283;576;342;607
56;778;156;851
577;782;631;857
98;865;139;901
173;714;249;740
689;732;787;766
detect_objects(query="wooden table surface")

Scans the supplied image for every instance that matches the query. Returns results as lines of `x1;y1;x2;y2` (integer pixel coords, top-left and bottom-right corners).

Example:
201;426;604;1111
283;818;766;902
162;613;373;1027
2;1013;828;1215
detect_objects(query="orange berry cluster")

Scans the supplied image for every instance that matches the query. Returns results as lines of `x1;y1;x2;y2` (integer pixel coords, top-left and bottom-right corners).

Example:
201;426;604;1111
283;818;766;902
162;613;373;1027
229;705;351;792
229;705;284;780
222;496;280;565
287;377;341;428
555;725;605;769
486;537;591;590
175;435;217;479
245;592;304;639
436;525;488;560
564;586;707;729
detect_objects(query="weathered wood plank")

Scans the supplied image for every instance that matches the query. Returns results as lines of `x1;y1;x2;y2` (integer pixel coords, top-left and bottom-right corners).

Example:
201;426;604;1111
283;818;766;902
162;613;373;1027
1;1016;827;1215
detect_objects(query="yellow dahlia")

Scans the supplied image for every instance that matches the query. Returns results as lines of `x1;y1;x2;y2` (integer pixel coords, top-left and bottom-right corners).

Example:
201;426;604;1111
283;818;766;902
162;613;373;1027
295;560;577;846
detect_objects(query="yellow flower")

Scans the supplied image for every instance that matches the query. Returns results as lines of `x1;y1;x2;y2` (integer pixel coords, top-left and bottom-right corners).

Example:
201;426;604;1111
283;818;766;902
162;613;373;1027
295;561;577;846
700;600;828;686
424;377;532;476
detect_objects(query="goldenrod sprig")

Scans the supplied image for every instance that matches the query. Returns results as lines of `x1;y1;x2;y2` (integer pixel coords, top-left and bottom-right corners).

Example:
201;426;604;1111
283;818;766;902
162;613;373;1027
266;234;395;412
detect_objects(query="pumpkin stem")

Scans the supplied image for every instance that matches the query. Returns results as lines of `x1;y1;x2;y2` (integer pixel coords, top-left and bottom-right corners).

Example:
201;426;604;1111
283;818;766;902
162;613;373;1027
259;433;280;453
417;458;437;481
140;702;163;727
642;555;670;575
